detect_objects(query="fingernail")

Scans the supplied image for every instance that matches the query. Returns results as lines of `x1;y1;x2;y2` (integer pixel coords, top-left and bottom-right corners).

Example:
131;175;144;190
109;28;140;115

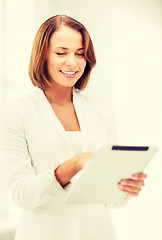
121;180;127;185
132;175;138;179
118;183;123;189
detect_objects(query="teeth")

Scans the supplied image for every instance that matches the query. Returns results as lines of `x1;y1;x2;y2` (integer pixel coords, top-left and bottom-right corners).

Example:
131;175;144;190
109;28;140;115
61;70;76;75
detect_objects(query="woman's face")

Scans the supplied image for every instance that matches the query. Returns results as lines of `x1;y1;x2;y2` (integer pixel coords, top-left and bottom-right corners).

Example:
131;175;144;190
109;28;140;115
46;26;86;88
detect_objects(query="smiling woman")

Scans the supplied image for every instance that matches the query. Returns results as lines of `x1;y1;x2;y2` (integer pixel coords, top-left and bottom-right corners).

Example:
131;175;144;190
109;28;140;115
46;26;86;88
1;14;147;240
28;15;96;90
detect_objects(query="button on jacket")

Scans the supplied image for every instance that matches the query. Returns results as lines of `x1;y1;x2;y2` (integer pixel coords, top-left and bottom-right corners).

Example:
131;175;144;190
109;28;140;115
1;87;125;240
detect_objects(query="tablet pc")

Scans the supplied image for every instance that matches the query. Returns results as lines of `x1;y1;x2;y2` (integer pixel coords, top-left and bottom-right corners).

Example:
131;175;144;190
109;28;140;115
64;145;158;205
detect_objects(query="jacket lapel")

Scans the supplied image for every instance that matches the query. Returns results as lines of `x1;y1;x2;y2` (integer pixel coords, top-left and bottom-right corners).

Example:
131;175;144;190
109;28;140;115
31;87;70;143
31;87;89;152
73;89;89;152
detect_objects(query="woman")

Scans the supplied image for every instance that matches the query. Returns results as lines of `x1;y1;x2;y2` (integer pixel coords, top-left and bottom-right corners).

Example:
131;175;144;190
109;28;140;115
1;15;146;240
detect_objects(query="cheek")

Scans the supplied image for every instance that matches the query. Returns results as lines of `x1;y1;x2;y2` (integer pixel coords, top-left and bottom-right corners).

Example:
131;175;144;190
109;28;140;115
80;59;87;71
47;57;61;73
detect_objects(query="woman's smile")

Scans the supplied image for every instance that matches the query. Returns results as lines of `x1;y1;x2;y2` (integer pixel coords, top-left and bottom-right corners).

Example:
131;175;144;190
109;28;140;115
59;70;78;78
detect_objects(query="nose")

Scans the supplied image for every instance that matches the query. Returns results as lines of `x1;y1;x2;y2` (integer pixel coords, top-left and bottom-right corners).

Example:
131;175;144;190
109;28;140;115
65;54;77;67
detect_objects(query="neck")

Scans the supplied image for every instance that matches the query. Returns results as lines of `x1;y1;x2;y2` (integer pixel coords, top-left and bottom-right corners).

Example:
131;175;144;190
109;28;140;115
44;84;73;105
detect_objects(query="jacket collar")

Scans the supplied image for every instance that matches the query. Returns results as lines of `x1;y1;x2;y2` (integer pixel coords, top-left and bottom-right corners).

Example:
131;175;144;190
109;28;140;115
31;87;88;151
31;86;80;104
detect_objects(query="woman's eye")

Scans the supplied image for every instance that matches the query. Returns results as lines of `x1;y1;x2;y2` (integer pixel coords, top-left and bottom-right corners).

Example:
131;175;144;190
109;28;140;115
76;53;85;57
56;52;66;55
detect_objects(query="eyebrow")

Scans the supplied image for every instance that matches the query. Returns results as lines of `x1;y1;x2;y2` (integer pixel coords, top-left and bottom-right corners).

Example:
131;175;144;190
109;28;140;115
52;47;84;51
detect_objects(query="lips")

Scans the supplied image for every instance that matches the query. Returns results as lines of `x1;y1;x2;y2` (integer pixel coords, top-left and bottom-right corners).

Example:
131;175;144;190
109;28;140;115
59;70;78;78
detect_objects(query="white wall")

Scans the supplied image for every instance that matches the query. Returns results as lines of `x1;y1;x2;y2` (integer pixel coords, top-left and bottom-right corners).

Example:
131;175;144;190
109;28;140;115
1;0;35;100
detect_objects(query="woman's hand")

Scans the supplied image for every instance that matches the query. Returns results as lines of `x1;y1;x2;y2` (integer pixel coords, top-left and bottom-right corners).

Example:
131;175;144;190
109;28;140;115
118;172;147;197
55;152;92;187
75;152;92;170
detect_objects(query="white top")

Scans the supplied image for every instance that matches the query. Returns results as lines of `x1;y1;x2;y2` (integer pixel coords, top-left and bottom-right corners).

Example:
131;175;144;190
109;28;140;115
1;87;121;240
66;131;83;184
66;131;83;155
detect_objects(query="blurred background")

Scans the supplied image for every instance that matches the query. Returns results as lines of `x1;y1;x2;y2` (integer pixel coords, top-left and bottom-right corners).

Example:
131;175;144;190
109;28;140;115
0;0;162;239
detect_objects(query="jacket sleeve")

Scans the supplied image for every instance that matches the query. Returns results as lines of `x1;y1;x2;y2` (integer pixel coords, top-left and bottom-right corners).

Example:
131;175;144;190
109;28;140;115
0;101;69;210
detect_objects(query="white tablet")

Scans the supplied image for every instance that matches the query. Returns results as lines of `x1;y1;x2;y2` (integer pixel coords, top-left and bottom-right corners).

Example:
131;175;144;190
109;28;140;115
64;145;158;205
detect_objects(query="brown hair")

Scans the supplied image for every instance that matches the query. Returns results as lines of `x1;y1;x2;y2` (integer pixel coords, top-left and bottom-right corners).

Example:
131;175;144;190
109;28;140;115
28;15;96;90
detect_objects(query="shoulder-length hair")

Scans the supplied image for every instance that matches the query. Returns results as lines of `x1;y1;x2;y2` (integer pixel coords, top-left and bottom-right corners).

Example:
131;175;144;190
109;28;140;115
28;15;96;90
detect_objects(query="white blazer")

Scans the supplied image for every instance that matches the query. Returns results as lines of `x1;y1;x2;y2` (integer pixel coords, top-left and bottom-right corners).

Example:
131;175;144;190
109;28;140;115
1;87;125;240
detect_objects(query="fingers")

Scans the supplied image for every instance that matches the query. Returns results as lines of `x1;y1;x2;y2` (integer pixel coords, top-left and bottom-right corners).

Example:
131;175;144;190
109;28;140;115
76;152;92;161
84;152;93;159
132;172;147;180
118;182;142;196
119;179;145;188
118;184;140;197
76;152;92;169
118;172;147;197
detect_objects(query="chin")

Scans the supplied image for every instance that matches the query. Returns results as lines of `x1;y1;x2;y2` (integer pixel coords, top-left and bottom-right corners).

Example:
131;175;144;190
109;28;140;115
60;79;78;88
58;82;76;88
